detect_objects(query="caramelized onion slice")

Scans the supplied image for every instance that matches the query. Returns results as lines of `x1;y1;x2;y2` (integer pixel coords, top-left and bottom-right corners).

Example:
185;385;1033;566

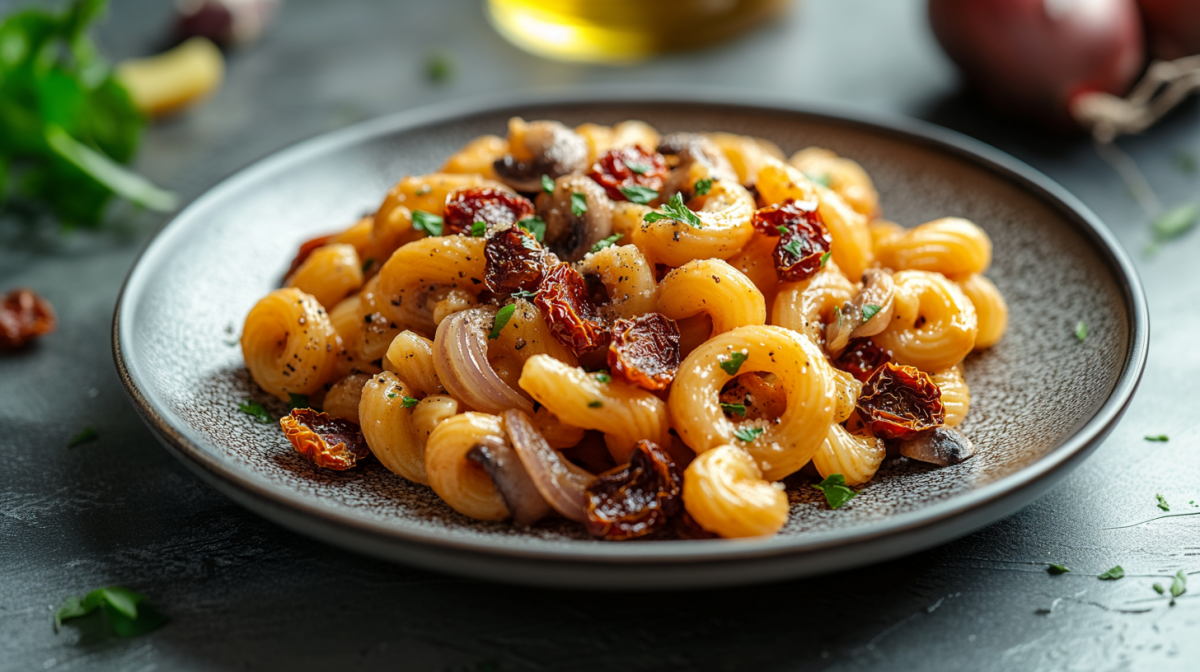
503;409;594;522
896;426;975;466
434;307;534;415
466;442;551;526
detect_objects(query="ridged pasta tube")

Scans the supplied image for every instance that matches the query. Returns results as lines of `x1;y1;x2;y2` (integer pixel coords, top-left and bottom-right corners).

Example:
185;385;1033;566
383;331;444;397
357;275;403;362
241;288;339;400
788;147;880;218
359;371;452;484
811;423;884;486
632;176;755;267
770;264;855;347
875;270;978;372
875;217;992;280
932;364;970;427
327;294;378;378
656;259;766;336
424;412;511;521
376;235;487;335
670;325;836;480
576;245;657;321
286;243;363;310
957;274;1008;349
683;445;788;538
440;135;506;179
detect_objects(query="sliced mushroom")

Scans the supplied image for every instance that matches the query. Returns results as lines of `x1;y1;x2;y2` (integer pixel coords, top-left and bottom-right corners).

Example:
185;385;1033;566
657;132;736;190
493;119;589;192
895;426;975;466
825;268;896;353
466;442;552;526
535;175;614;262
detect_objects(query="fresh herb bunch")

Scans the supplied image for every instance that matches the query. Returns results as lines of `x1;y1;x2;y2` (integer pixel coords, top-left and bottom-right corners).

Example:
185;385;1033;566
0;0;174;226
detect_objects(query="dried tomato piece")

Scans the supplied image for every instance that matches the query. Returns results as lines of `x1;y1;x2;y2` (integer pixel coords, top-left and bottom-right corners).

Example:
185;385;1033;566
608;313;681;391
856;363;945;441
585;440;683;540
443;187;535;236
587;145;669;201
280;408;371;470
752;199;832;282
0;288;57;349
832;338;893;382
719;373;787;421
285;233;335;279
534;263;609;355
484;226;547;296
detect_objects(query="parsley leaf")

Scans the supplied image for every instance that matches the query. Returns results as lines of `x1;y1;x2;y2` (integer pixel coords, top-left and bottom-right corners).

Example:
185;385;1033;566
588;400;603;408
489;304;516;340
862;304;882;322
1170;570;1187;602
820;251;831;268
520;235;540;251
387;393;397;399
732;426;764;442
589;233;624;253
237;401;271;424
594;372;611;383
811;474;857;509
1097;565;1125;580
570;192;588;216
412;210;444;236
56;586;168;636
1154;583;1165;595
720;351;748;375
1046;563;1070;575
1074;321;1088;341
511;290;538;300
1144;434;1169;442
425;51;453;83
541;174;555;193
67;426;99;447
618;184;658;204
1152;203;1199;241
1157;494;1170;512
643;192;703;228
693;178;713;196
518;216;546;242
401;396;419;409
361;258;374;273
804;171;832;188
288;394;309;410
626;162;650;175
470;221;486;237
721;402;747;417
781;239;805;257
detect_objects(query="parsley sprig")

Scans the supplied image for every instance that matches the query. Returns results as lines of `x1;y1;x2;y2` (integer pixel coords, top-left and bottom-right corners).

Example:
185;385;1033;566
412;210;444;236
643;193;703;228
489;304;516;340
812;474;857;509
618;185;658;205
719;351;748;375
589;233;623;253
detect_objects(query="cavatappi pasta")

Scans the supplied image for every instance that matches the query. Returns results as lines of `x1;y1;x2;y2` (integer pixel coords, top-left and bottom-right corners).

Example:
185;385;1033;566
242;119;1008;541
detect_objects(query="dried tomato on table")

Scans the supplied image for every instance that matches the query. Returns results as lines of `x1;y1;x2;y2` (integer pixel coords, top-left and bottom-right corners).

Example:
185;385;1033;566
832;338;892;382
443;187;535;236
280;408;371;470
483;226;547;296
585;440;683;540
608;313;681;391
534;263;610;356
587;146;669;202
0;288;57;349
751;199;832;282
856;363;945;441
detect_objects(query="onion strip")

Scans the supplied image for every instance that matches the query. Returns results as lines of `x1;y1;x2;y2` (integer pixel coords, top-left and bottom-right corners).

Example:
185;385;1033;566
434;307;534;415
503;409;593;522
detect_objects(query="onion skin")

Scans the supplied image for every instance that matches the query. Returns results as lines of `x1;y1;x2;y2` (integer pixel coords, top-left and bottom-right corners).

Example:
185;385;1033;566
433;308;534;415
503;410;594;523
1139;0;1200;59
466;443;551;526
929;0;1145;126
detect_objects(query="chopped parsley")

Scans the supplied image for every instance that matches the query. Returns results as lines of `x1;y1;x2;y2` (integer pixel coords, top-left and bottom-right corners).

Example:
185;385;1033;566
541;174;555;193
811;474;856;509
361;258;375;273
1153;583;1165;595
570;192;588;216
470;221;487;237
518;216;546;242
693;178;713;196
804;171;832;188
618;185;658;204
588;400;603;408
1097;565;1125;580
626;162;650;175
862;304;882;322
1074;321;1088;341
594;372;611;383
776;225;789;236
520;235;540;251
425;51;453;83
1170;570;1187;603
412;210;444;236
1046;563;1070;575
387;393;397;399
589;233;624;253
488;304;516;340
732;426;764;442
643;192;703;228
720;351;748;375
67;427;98;447
55;586;168;637
1152;203;1199;241
781;239;805;258
511;290;538;300
1144;434;1169;442
721;402;747;417
820;251;832;268
401;396;420;409
288;394;309;410
237;401;271;424
1157;494;1170;512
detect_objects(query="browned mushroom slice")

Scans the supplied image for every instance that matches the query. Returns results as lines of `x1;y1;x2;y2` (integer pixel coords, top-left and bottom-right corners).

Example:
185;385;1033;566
466;441;552;526
895;426;975;466
493;119;589;192
535;174;614;261
825;268;896;353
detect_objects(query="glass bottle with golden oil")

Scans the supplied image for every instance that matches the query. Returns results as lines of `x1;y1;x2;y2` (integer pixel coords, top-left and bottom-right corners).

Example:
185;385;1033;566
486;0;792;64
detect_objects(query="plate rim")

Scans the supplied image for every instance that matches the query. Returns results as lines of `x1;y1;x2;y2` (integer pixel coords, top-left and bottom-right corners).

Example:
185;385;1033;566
112;86;1149;566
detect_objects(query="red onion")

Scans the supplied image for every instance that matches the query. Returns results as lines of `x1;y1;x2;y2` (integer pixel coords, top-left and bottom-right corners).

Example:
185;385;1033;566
466;442;551;526
1139;0;1200;59
434;308;534;415
504;410;593;523
929;0;1145;126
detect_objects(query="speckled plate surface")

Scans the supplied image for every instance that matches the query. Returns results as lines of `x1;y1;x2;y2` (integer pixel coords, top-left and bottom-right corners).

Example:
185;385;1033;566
113;90;1147;589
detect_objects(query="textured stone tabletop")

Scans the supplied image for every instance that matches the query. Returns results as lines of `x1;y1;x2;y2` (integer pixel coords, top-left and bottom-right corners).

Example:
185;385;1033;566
2;0;1199;670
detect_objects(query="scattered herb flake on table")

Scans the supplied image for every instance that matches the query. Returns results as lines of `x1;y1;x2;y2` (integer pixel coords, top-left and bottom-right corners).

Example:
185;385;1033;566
1144;434;1169;442
425;51;453;83
1046;563;1070;575
812;474;857;509
1097;565;1125;580
237;400;271;424
1074;321;1088;341
1156;494;1170;512
67;427;98;447
1170;570;1187;604
1151;204;1199;241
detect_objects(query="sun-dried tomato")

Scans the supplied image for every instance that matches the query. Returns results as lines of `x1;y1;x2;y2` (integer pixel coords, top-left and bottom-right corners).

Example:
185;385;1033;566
534;263;609;355
587;145;669;201
285;233;335;279
280;408;371;470
856;363;945;441
719;373;787;421
607;313;681;391
0;288;57;350
484;226;547;296
585;440;683;540
443;187;535;236
752;199;832;282
833;338;893;382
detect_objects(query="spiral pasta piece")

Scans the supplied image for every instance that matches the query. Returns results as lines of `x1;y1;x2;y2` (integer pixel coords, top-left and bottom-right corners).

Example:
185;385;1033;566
383;331;444;396
683;445;788;538
704;132;784;186
875;270;978;372
770;263;855;347
327;294;374;378
611;120;660;152
376;235;487;335
811;423;885;486
323;373;371;424
575;123;613;164
656;259;766;336
360;372;434;484
286;243;363;310
241;288;339;400
424;412;511;521
931;364;970;428
441;135;507;179
576;245;657;321
357;275;403;362
376;172;500;225
330;217;374;264
723;233;781;306
632;175;756;267
611;201;652;240
788;147;879;218
957;274;1008;349
875;217;992;280
869;219;906;251
830;366;862;424
670;325;836;480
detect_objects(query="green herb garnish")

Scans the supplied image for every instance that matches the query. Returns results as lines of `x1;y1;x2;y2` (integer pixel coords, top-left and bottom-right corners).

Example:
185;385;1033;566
588;400;603;408
626;162;650;175
55;586;168;636
401;396;419;409
520;235;540;251
1152;204;1199;241
1153;583;1165;595
541;174;555;193
643;192;703;228
511;289;538;300
781;239;805;258
1157;494;1170;512
811;474;857;509
589;233;624;253
820;251;831;268
720;351;748;376
488;304;516;340
589;372;610;384
1144;434;1169;442
862;304;882;322
732;426;764;442
1175;151;1197;174
288;393;309;410
1170;570;1187;603
412;210;444;236
618;185;658;204
804;171;831;188
361;258;375;273
387;393;397;399
1074;321;1088;341
570;192;588;216
693;178;713;196
1047;564;1070;575
721;402;747;417
518;216;546;242
425;51;453;83
470;221;486;237
237;401;271;424
67;427;98;447
1097;565;1125;580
